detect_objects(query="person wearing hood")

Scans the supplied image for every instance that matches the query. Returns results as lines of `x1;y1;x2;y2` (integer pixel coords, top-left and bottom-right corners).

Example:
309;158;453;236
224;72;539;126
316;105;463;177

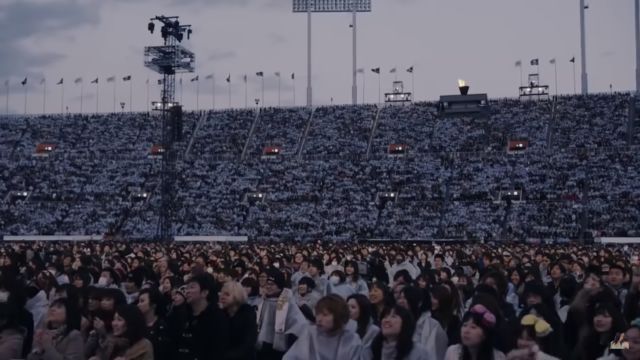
386;254;420;284
283;294;362;360
294;277;321;314
256;269;307;360
219;281;257;360
327;270;356;300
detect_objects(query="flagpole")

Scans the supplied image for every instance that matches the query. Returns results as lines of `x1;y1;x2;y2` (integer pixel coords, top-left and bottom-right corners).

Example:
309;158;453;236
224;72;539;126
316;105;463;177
43;80;46;114
180;77;183;104
61;82;64;115
80;81;84;113
411;71;415;100
293;75;296;106
572;59;577;94
23;81;27;115
378;73;381;104
278;75;281;107
244;76;248;108
554;62;558;96
129;79;132;112
212;75;215;109
5;81;9;117
228;79;231;109
362;72;365;104
146;79;150;113
112;80;116;112
196;78;200;111
520;66;523;87
261;76;264;107
351;0;357;105
96;80;99;113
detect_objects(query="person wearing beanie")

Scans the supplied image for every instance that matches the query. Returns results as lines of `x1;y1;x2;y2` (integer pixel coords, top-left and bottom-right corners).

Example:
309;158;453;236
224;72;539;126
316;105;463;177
256;269;307;360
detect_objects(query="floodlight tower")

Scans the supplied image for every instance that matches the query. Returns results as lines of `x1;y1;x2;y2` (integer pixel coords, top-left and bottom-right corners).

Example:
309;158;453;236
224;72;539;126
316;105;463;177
579;0;588;94
144;15;195;241
293;0;371;106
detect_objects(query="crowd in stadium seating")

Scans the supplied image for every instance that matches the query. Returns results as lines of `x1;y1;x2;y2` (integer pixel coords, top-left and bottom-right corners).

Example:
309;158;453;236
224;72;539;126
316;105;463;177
0;240;639;360
0;93;638;242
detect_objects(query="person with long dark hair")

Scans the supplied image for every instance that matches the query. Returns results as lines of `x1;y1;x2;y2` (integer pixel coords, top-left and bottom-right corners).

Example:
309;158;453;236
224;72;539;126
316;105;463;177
397;286;448;359
347;294;379;348
88;304;153;360
364;305;428;360
345;261;369;296
369;282;394;326
431;284;461;345
445;304;506;360
29;298;83;360
574;297;627;360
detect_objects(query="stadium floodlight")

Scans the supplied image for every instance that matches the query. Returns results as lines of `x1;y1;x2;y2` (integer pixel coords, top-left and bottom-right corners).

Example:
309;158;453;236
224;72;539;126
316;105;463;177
458;79;469;96
293;0;372;106
148;22;155;34
579;0;588;94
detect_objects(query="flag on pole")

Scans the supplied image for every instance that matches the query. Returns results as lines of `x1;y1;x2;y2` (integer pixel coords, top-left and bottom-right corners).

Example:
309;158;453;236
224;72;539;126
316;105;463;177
226;74;231;83
40;78;46;85
389;68;397;74
549;58;556;65
91;78;98;84
205;74;213;80
107;76;116;83
57;78;63;85
256;71;264;77
122;75;131;81
406;66;414;73
74;77;82;84
243;75;247;83
21;77;27;86
291;73;295;80
190;75;199;82
569;57;576;63
530;59;539;66
274;72;281;77
515;60;522;67
357;68;364;74
371;67;380;74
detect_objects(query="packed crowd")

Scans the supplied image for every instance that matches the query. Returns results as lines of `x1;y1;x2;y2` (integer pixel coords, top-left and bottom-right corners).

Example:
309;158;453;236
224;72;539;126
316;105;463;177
0;240;639;360
0;93;638;241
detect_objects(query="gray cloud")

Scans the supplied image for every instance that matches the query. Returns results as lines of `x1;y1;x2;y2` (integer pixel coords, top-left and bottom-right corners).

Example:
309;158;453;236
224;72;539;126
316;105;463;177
0;0;100;77
206;50;237;62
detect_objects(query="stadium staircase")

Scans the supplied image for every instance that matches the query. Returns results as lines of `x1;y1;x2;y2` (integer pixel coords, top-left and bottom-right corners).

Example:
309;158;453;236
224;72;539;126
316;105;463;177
184;111;207;158
241;109;261;161
296;107;316;159
366;106;383;159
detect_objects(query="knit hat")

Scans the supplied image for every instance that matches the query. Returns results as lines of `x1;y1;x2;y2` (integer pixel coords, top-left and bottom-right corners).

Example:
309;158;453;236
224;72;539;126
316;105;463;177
266;269;286;289
175;285;187;300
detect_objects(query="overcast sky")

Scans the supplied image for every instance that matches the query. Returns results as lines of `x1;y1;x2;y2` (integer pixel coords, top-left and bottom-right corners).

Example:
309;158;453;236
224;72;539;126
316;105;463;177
0;0;636;114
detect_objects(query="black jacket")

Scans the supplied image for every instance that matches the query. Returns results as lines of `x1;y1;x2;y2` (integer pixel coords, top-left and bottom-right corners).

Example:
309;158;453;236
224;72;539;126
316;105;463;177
147;317;173;360
175;304;229;360
223;303;257;360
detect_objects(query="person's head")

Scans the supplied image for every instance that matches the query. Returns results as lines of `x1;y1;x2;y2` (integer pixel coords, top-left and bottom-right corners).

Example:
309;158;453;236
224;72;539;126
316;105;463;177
430;284;454;324
218;281;247;311
172;285;187;306
480;271;508;298
523;281;547;307
347;294;373;338
344;260;359;280
101;288;126;313
112;304;147;344
186;273;216;306
315;294;350;334
308;259;323;277
397;286;429;320
240;277;260;298
368;281;390;307
549;262;566;281
592;300;626;335
517;314;554;354
433;254;445;269
584;270;603;291
98;268;118;287
393;269;412;286
265;269;286;297
460;304;497;357
297;276;316;296
608;264;626;287
137;287;166;319
509;268;523;287
46;298;81;334
622;319;640;360
373;305;415;360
